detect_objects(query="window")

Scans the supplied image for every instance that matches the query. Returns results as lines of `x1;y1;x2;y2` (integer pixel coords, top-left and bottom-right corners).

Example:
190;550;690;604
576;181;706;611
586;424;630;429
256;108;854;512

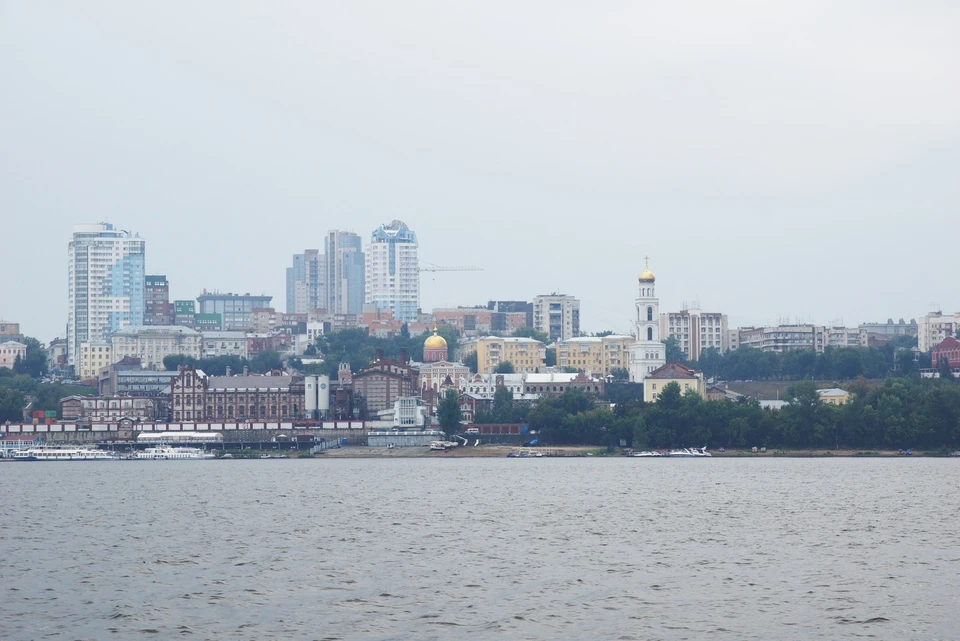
647;327;653;341
647;306;653;321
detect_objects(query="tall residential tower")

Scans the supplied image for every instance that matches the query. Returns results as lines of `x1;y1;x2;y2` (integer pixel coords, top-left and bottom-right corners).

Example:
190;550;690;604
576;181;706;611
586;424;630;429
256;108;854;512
325;231;365;314
365;220;419;322
67;223;145;367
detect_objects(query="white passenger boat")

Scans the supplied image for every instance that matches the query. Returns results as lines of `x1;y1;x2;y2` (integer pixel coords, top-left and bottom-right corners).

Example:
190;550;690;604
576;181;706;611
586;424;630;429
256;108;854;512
13;447;119;461
632;451;662;457
666;447;712;457
135;446;216;460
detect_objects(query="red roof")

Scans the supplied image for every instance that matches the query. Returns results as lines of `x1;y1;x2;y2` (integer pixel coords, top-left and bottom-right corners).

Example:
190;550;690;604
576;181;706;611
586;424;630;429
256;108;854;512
648;362;699;379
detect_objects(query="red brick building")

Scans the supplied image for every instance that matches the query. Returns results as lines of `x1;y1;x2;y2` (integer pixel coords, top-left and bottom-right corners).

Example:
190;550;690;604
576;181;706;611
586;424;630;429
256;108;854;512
932;336;960;369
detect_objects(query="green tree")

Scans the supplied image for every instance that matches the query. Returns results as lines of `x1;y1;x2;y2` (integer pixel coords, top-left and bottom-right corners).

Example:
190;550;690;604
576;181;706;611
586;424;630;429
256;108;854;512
545;348;556;367
0;387;26;422
495;361;515;374
937;356;954;381
437;389;461;435
512;326;550;343
13;337;48;379
249;350;282;374
663;336;687;364
609;367;630;382
462;351;478;373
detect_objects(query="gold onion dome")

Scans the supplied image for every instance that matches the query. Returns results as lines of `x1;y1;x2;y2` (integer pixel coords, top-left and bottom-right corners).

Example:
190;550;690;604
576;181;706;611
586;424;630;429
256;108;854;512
424;329;447;350
638;256;655;282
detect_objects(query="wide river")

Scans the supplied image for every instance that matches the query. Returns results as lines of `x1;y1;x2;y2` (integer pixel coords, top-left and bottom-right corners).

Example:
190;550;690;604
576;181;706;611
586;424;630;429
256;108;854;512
2;458;958;640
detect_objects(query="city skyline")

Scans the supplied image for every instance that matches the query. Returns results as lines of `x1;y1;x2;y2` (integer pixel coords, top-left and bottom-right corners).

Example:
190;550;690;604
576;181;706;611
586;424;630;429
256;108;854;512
2;3;958;342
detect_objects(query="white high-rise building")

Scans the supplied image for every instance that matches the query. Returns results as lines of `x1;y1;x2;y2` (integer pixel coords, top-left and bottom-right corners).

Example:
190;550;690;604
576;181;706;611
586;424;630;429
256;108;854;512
533;294;580;342
364;220;419;322
68;223;145;368
660;307;729;360
629;258;666;382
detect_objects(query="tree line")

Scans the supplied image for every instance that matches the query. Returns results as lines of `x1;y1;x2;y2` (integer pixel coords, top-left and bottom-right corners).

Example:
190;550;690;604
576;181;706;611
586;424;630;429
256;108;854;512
665;335;924;382
163;351;284;377
477;377;960;451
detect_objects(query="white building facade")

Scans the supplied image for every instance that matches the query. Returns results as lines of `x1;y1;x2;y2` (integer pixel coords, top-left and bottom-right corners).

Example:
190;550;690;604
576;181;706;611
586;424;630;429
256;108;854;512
628;259;666;382
201;331;249;359
917;311;960;352
365;220;419;322
533;294;580;342
67;223;145;367
660;308;729;360
111;326;201;369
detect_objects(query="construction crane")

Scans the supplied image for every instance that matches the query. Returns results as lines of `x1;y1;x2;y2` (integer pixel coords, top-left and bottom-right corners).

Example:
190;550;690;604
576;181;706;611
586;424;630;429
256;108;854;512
417;261;483;273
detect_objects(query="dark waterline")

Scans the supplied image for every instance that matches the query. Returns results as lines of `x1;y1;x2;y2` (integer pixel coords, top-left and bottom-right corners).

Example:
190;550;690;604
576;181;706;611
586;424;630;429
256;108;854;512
2;458;957;640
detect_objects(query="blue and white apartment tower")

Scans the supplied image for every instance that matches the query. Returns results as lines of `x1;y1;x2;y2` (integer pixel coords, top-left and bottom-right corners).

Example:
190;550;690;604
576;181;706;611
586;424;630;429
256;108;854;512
364;220;419;322
67;223;145;367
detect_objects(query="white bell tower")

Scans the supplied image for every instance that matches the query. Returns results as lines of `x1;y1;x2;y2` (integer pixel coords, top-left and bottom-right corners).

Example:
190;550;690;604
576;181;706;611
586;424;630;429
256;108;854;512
629;257;666;382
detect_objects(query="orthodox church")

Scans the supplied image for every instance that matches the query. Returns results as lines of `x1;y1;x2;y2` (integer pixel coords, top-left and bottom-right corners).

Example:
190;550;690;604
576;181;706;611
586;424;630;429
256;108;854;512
629;258;666;382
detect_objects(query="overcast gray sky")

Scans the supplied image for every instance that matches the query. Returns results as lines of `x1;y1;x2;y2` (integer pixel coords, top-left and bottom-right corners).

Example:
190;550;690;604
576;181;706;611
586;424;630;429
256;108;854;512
2;2;958;342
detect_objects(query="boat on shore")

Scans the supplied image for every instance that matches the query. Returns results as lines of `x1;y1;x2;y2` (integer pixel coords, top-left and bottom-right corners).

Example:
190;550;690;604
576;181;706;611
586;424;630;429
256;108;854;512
13;447;119;461
666;447;712;457
632;450;662;457
134;446;216;460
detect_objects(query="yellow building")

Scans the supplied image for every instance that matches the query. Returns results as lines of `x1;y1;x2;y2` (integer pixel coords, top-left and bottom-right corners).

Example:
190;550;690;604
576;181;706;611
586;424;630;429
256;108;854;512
557;335;634;377
459;336;546;374
78;341;113;380
816;388;850;405
644;362;705;402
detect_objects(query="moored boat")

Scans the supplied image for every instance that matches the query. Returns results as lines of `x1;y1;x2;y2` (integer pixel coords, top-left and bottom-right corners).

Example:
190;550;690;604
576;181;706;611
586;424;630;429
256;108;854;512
134;446;216;460
14;447;119;461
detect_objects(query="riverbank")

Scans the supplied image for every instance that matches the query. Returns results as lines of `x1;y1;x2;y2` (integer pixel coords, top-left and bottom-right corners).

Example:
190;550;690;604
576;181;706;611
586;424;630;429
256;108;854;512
314;445;951;458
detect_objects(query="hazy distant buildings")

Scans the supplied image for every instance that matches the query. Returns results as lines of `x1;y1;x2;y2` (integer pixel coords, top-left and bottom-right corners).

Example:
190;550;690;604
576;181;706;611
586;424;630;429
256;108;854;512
733;324;864;353
365;220;419;323
197;292;272;331
917;311;960;352
660;307;729;360
286;249;325;315
144;275;173;326
325;231;365;315
110;325;201;370
533;294;580;341
67;223;145;367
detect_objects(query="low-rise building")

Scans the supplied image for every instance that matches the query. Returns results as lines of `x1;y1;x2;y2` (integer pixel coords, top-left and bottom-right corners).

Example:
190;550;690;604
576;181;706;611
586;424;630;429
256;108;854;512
111;325;202;370
459;336;546;374
0;340;26;369
556;335;633;376
201;331;249;359
98;369;180;397
521;372;603;397
59;395;162;422
859;318;918;344
643;362;705;402
352;351;418;414
932;337;960;369
816;388;850;405
171;368;303;421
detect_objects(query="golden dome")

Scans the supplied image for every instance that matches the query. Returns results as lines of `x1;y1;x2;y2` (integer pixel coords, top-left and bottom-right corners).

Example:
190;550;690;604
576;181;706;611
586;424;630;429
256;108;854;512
424;329;447;350
638;256;655;282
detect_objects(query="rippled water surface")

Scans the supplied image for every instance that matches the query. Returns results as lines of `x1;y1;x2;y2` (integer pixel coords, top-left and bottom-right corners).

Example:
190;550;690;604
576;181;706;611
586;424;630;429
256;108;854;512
2;458;958;640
